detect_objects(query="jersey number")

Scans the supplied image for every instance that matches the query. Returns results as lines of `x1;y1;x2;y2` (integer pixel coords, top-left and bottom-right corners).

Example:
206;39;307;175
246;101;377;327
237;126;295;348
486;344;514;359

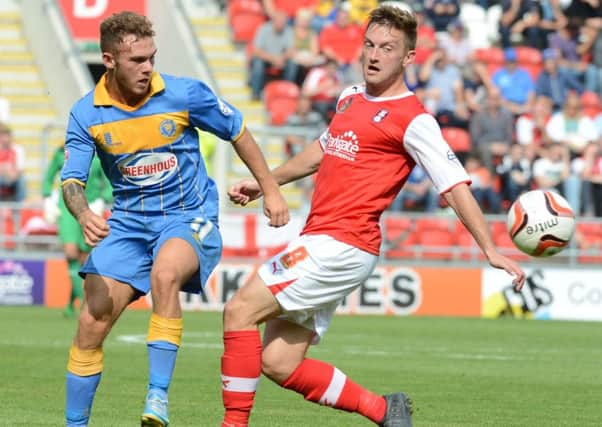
280;246;308;269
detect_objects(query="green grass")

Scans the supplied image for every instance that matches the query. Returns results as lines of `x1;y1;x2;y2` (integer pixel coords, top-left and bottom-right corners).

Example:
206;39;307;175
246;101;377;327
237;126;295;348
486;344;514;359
1;307;601;426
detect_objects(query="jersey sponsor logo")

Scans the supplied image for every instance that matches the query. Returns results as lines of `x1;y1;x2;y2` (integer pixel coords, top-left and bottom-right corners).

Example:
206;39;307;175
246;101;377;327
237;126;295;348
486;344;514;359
447;150;458;162
159;119;177;137
323;130;359;161
218;98;233;116
118;152;178;186
336;96;353;113
373;109;388;122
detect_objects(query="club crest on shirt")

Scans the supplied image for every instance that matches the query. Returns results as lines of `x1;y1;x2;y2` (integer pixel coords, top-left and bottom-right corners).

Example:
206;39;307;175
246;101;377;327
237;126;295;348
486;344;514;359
159;119;177;137
336;96;353;113
373;109;388;122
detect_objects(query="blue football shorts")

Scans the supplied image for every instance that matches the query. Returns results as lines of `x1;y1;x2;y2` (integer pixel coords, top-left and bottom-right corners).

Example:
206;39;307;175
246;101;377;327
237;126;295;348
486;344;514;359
80;212;222;295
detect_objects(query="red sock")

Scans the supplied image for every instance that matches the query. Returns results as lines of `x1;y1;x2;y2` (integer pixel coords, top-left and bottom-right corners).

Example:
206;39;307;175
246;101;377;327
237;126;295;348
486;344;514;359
221;330;262;426
281;358;386;423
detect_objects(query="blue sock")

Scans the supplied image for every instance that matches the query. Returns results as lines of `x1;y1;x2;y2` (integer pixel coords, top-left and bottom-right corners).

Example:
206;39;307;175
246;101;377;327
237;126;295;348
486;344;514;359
65;372;101;426
147;341;178;393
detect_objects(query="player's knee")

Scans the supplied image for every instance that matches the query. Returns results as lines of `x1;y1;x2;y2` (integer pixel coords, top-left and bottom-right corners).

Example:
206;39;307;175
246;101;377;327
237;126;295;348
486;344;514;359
261;352;295;384
78;308;111;338
223;296;252;330
151;267;179;291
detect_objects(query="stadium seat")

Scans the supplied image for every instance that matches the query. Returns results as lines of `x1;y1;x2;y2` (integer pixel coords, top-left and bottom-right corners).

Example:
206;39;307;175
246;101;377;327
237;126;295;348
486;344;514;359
454;219;484;261
229;12;266;44
580;91;602;118
263;80;300;125
414;217;452;233
491;220;530;261
1;208;15;249
227;0;263;22
576;221;602;263
416;229;455;260
472;47;504;76
441;127;471;155
459;3;490;49
383;216;416;259
514;46;543;81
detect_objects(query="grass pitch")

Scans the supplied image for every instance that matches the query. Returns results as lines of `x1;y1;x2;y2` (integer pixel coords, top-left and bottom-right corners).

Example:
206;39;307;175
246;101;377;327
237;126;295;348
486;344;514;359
0;306;600;426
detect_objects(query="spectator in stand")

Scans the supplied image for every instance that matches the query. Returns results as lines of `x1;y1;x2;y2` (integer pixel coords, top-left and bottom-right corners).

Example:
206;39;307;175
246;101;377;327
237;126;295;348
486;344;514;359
0;123;25;202
532;143;580;211
424;0;460;32
463;60;494;115
249;10;299;100
411;2;437;67
262;0;319;21
581;139;602;216
301;58;344;121
496;143;532;202
469;87;515;172
562;0;602;28
419;47;469;128
290;8;324;83
439;19;472;71
318;3;364;83
492;47;535;115
546;90;599;157
508;0;566;49
499;0;545;48
535;47;584;111
576;20;602;96
283;95;326;158
309;0;340;33
548;20;598;94
389;164;440;213
464;154;503;213
516;94;554;159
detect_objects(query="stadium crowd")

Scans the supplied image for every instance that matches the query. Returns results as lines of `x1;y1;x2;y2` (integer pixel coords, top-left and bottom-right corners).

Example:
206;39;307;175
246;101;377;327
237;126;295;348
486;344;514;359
238;0;602;217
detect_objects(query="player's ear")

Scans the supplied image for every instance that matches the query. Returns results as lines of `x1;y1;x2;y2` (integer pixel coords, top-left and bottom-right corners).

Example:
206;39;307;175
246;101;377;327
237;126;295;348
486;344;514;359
402;49;416;67
102;52;116;70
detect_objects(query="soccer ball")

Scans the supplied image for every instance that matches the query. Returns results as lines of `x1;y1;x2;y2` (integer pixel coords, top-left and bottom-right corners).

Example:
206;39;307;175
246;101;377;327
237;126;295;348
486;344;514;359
506;190;576;257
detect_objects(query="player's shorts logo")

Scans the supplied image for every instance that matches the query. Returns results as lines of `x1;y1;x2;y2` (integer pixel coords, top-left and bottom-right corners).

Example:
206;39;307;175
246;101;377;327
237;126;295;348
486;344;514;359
118;152;178;186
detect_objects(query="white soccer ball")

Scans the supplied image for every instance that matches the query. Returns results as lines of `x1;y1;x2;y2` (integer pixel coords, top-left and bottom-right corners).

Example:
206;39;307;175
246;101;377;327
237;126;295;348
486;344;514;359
506;190;576;257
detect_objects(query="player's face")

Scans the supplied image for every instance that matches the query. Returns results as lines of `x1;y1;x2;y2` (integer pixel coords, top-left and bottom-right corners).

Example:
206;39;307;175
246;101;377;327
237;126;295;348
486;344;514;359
103;35;156;104
361;24;415;95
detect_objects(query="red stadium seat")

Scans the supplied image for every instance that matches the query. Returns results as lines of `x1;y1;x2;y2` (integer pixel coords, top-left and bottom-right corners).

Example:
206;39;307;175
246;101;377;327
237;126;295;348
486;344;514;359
454;220;485;261
1;208;15;249
263;80;300;125
383;216;416;259
472;47;504;76
441;127;471;154
230;12;266;44
414;217;452;233
227;0;263;22
416;229;455;260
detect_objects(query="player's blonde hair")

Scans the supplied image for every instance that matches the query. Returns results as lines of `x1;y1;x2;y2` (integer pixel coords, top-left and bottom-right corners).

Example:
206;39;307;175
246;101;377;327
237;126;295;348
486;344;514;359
100;11;155;54
366;5;417;51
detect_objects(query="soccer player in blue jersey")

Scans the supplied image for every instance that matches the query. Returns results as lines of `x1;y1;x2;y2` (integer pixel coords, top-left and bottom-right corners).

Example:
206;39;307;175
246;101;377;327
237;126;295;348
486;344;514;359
60;11;289;427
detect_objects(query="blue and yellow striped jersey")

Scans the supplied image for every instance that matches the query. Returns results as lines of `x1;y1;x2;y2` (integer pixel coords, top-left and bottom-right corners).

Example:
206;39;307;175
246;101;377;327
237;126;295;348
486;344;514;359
61;72;244;219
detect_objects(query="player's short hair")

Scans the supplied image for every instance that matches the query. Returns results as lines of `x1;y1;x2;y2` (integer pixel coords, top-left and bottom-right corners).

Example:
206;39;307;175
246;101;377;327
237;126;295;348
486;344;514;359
100;11;155;54
366;5;417;51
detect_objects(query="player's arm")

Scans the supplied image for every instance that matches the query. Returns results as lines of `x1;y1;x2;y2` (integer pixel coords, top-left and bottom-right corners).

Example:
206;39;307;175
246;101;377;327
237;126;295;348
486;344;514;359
228;139;322;205
61;111;109;246
231;128;289;227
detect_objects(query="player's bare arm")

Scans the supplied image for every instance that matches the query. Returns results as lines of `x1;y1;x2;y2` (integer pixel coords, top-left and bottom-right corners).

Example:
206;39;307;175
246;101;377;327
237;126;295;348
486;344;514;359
63;181;109;246
231;128;290;227
443;183;526;291
228;139;323;205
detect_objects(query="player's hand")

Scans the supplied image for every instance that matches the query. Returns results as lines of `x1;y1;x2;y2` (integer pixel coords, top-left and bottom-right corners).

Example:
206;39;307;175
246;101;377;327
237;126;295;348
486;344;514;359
228;179;263;206
77;209;110;247
263;189;290;227
487;251;526;291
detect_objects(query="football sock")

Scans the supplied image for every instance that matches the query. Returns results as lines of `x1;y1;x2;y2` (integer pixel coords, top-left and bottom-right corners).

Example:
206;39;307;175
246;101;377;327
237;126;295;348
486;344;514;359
221;330;262;426
281;358;386;423
67;259;83;309
146;313;182;393
66;345;103;426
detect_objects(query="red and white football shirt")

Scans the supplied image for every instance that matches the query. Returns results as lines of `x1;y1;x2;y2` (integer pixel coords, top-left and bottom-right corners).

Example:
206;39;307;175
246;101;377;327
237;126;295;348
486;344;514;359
301;84;470;255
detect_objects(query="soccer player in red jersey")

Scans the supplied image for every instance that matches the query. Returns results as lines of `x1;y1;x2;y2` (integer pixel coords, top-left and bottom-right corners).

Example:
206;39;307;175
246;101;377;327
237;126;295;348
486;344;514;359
221;5;526;427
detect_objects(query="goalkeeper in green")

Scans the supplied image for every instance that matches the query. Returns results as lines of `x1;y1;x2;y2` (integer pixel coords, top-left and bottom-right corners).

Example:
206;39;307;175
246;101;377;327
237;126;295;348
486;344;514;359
42;145;112;317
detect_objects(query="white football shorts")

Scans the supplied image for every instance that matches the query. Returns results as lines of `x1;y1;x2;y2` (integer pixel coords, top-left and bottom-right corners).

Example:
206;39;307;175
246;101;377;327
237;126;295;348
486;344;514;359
258;234;378;343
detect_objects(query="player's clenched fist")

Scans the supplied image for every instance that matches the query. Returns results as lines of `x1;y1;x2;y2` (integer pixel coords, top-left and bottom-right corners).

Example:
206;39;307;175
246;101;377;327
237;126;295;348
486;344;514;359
77;209;110;247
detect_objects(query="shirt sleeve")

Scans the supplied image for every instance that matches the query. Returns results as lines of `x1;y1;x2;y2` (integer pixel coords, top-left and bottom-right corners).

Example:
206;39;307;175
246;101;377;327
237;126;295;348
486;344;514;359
403;113;471;194
187;80;245;142
60;110;95;186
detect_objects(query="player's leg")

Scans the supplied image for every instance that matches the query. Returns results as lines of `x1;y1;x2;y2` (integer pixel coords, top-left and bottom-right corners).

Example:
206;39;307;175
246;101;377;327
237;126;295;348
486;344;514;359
62;242;83;317
66;274;136;427
263;318;406;426
141;237;199;426
221;274;282;427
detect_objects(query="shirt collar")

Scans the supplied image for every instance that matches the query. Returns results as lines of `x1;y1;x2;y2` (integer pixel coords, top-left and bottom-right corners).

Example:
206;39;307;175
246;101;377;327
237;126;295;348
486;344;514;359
93;71;165;109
